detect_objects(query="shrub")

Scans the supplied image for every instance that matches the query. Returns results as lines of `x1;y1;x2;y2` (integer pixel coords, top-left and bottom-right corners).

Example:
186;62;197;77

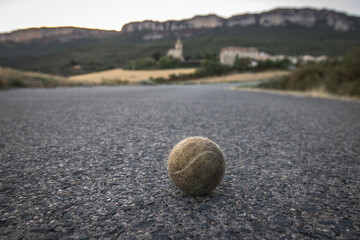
195;59;232;77
101;78;129;86
152;51;161;61
233;58;252;71
138;80;156;85
32;75;59;88
256;58;292;71
151;77;167;84
0;78;7;88
158;56;178;69
138;58;157;70
9;75;26;88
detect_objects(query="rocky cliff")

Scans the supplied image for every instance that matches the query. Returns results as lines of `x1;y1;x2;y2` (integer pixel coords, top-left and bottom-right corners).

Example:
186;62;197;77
122;14;225;33
1;8;359;44
0;27;119;44
122;8;359;33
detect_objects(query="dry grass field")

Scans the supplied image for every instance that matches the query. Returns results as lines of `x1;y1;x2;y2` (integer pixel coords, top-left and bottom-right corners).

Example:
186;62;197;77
187;71;289;84
69;68;289;85
69;68;197;84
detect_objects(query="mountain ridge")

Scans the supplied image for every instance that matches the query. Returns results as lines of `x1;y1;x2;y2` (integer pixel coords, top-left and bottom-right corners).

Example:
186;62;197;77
122;8;360;34
0;27;119;44
1;8;359;44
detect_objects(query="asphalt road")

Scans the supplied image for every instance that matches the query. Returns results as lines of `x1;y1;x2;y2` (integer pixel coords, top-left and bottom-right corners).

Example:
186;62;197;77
0;84;359;239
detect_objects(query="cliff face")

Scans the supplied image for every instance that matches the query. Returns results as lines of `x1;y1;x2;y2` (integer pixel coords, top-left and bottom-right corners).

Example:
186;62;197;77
252;9;355;31
0;8;359;44
121;15;224;33
122;8;359;33
0;27;120;44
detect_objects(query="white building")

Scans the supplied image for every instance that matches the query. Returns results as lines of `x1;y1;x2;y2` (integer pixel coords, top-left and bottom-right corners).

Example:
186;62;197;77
220;47;260;66
315;55;328;62
301;55;316;62
220;46;328;66
167;38;183;61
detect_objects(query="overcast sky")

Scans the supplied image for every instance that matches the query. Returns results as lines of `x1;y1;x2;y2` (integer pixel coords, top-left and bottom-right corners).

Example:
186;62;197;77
1;0;360;33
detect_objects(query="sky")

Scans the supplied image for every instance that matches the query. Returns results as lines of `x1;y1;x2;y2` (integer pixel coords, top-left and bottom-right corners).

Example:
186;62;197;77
1;0;360;33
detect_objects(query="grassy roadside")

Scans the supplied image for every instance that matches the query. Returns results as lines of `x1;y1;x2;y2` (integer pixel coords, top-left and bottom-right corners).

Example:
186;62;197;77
0;67;74;89
232;86;360;102
233;48;360;101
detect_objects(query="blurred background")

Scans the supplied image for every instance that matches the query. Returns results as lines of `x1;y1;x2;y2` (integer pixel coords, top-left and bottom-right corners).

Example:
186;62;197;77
0;0;359;96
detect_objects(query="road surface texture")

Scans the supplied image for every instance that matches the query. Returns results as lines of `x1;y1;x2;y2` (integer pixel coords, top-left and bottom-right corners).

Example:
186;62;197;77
0;84;359;239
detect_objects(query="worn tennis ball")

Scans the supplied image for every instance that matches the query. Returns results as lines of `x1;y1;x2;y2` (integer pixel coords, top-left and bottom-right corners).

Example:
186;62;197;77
168;137;226;196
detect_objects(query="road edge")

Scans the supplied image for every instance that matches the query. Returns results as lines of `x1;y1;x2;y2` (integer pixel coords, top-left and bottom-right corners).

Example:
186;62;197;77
230;86;360;102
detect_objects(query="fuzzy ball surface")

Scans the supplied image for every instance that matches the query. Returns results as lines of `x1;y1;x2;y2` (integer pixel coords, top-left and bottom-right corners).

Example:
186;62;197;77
168;137;226;196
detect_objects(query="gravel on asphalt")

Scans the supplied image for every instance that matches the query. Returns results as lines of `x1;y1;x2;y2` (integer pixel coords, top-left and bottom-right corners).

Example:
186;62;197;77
0;84;359;239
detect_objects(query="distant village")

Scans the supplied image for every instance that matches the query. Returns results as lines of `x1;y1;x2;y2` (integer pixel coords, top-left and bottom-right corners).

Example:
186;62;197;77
166;38;328;67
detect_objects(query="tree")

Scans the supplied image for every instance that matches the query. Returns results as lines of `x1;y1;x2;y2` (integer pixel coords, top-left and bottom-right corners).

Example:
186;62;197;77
69;59;79;66
195;59;231;77
158;56;177;69
152;51;161;61
233;57;252;71
138;58;156;69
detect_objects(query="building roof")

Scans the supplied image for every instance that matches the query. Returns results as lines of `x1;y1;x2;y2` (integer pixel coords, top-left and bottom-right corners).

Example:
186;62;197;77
220;47;259;53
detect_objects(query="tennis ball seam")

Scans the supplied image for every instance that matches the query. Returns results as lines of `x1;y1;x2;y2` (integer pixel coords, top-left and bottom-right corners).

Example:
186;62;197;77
169;150;224;174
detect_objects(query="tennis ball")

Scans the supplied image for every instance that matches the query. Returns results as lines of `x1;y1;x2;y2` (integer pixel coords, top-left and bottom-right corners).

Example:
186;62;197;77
168;136;225;196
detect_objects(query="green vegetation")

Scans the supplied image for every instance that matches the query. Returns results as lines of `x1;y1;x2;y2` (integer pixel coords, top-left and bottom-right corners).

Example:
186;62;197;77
194;59;232;77
0;40;174;76
169;57;290;80
157;56;178;69
257;48;360;97
142;59;231;81
126;58;157;70
100;79;130;86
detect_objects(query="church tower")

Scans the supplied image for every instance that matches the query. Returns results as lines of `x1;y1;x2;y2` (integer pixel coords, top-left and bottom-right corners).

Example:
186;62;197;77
175;38;183;52
166;37;184;61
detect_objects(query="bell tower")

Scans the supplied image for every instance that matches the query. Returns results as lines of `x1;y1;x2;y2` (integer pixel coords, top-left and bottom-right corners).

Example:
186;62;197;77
175;38;183;51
